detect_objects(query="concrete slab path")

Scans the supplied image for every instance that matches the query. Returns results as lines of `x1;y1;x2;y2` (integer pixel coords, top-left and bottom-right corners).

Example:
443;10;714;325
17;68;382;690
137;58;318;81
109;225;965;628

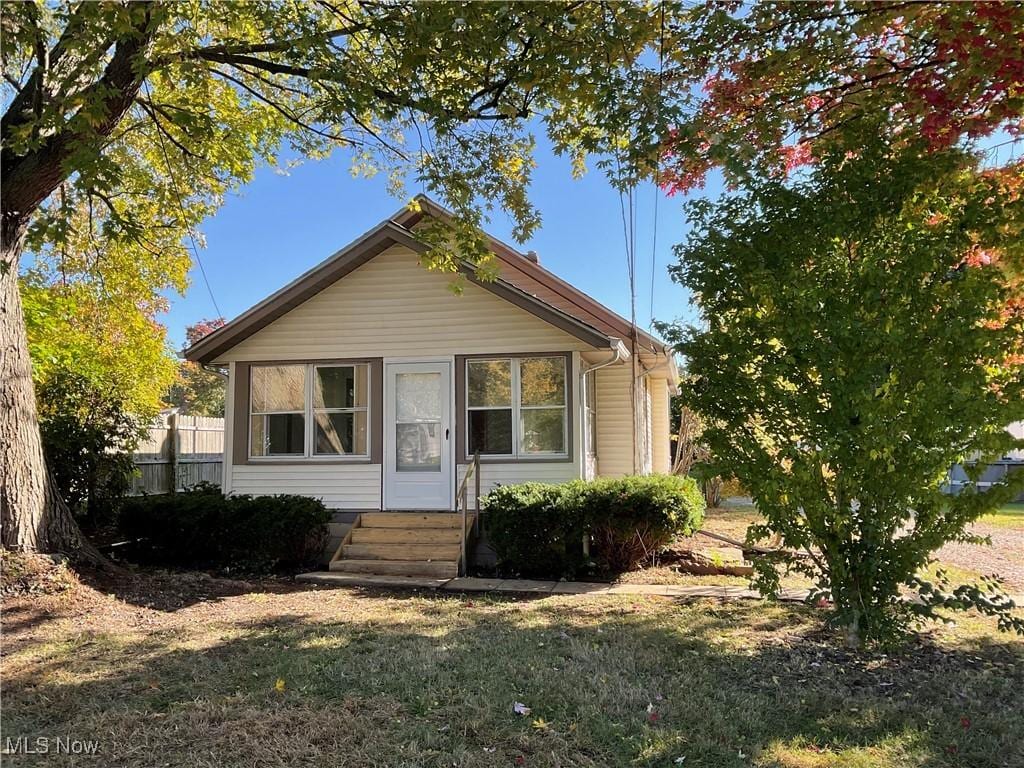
296;571;812;602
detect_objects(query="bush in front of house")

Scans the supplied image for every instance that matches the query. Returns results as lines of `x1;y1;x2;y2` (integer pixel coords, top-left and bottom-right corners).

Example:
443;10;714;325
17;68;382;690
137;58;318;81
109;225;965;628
119;483;330;572
585;474;706;573
483;481;589;578
484;474;705;578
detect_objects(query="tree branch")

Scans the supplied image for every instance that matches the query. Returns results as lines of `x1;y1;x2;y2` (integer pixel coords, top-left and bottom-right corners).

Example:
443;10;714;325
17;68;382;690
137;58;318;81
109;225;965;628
2;3;162;242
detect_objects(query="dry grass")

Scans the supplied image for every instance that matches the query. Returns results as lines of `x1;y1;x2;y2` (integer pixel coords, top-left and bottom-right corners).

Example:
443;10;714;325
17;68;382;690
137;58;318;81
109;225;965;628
2;564;1023;768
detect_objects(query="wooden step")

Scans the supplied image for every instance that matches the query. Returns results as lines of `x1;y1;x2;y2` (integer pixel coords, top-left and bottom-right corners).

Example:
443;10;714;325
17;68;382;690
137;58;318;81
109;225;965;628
342;543;461;561
360;512;468;529
329;558;457;578
350;527;462;545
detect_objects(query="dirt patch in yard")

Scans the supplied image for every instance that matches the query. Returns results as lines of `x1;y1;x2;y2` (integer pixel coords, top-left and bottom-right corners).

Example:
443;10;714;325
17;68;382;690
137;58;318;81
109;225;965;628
626;504;1024;594
936;522;1024;592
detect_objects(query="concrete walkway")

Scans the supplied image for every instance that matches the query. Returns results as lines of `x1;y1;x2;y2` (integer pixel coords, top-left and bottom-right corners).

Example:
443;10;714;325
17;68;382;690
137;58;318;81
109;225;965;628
295;571;811;602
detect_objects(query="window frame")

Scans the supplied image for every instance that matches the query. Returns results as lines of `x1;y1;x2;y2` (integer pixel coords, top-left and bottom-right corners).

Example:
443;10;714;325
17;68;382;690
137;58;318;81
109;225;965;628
248;362;372;461
248;364;307;458
465;358;515;459
464;355;569;461
311;363;370;458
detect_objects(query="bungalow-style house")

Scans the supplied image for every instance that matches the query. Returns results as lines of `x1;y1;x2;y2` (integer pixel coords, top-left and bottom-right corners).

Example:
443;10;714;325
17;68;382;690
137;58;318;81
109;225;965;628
185;196;679;577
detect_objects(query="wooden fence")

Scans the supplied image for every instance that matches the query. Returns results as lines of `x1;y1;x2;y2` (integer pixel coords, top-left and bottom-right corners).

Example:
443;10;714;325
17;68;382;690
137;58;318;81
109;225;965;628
132;413;224;495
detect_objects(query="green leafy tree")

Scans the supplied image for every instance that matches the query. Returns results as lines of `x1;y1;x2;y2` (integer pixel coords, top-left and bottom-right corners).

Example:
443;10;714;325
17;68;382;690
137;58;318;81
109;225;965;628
38;372;145;530
1;1;685;558
666;132;1024;646
165;318;227;416
21;272;178;418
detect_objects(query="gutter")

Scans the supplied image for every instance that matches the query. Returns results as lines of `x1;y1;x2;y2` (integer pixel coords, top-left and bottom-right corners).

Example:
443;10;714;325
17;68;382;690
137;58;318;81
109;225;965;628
201;363;228;379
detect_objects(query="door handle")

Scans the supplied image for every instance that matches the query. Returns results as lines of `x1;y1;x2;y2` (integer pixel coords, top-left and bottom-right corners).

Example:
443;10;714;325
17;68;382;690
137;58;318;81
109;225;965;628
445;428;450;440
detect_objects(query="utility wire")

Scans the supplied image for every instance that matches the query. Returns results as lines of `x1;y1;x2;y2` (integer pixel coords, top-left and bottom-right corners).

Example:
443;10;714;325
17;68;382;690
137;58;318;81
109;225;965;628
142;81;223;318
649;0;666;332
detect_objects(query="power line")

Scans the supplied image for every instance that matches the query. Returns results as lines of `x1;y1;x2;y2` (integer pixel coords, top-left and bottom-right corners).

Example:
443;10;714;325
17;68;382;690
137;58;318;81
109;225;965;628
649;0;666;332
649;182;659;331
142;81;223;318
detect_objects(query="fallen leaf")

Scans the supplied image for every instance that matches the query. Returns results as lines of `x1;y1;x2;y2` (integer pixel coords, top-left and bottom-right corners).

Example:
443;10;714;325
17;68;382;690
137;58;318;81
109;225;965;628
274;678;286;693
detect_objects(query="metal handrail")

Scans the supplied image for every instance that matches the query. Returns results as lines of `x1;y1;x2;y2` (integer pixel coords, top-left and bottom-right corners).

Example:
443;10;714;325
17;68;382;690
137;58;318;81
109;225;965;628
456;450;481;576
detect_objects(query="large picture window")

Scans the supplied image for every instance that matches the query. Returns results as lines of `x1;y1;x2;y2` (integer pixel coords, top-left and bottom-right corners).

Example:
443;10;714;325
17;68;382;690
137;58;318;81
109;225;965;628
250;363;369;459
466;356;567;458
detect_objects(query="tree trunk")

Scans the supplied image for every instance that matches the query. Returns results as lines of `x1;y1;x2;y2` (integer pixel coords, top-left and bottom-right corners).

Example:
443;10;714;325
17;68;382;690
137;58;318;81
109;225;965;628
1;224;109;567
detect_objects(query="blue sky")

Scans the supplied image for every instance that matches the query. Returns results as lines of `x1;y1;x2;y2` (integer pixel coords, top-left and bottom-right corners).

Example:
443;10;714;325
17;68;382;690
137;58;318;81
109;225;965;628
160;133;716;351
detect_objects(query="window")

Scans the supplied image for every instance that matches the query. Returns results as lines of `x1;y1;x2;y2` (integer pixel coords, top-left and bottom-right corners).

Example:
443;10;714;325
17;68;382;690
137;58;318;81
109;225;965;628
467;359;513;455
584;372;597;457
250;363;370;459
313;365;368;456
250;365;306;456
466;356;567;458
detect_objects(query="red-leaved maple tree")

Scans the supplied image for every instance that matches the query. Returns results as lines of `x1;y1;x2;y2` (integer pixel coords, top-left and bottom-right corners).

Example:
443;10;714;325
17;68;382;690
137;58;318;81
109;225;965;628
660;1;1024;192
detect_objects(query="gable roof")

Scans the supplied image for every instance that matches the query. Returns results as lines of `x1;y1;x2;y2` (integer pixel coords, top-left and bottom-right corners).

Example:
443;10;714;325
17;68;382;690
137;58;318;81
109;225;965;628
394;196;670;357
184;197;672;367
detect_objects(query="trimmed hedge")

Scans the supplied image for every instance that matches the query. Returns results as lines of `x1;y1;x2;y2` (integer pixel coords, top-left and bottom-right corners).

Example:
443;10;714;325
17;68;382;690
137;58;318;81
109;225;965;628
484;474;705;578
119;483;330;572
484;481;589;578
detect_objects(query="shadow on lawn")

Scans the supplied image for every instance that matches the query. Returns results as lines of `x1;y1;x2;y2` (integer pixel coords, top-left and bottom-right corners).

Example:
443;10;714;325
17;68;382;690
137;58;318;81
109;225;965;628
74;562;315;611
4;583;1023;768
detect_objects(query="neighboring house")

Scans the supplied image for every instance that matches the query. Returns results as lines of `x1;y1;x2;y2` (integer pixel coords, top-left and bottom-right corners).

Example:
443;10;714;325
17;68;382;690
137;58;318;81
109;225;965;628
946;421;1024;502
185;196;679;576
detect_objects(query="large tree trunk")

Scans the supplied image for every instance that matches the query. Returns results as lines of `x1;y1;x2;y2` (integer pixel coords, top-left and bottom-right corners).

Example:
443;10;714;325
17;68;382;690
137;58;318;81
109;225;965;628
1;5;159;568
1;223;108;566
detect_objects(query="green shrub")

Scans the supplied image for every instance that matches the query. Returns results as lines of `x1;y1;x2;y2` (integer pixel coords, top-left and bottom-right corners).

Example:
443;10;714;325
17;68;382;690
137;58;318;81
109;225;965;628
484;474;705;578
586;474;705;573
38;371;146;530
484;481;588;578
119;483;330;572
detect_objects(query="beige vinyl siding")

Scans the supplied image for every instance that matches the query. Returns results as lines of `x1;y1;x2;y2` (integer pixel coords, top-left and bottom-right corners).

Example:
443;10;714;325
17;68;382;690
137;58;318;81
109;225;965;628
457;461;580;509
650;377;671;474
218;247;593;362
230;464;382;509
593;362;635;477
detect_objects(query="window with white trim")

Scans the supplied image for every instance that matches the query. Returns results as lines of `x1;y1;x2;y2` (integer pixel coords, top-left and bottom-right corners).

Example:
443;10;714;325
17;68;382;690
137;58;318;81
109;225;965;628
466;356;567;458
250;363;369;459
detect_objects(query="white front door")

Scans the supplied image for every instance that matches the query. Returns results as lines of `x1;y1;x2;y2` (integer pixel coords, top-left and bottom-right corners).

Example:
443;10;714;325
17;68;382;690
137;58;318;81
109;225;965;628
384;361;453;510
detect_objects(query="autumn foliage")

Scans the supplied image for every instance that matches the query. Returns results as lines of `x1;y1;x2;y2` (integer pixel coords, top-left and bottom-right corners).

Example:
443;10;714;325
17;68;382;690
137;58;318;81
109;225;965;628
660;2;1024;194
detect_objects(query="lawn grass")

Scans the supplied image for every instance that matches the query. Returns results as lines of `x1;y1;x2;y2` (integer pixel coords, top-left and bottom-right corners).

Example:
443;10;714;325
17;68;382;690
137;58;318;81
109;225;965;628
979;503;1024;530
3;573;1023;768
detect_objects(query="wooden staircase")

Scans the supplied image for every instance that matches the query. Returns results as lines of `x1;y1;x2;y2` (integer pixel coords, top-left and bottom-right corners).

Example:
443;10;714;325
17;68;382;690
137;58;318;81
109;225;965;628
328;512;474;578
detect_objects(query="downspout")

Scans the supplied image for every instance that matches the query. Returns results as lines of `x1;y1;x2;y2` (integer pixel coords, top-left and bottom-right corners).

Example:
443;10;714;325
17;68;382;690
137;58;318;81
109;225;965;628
579;342;624;469
582;342;625;379
579;342;626;558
